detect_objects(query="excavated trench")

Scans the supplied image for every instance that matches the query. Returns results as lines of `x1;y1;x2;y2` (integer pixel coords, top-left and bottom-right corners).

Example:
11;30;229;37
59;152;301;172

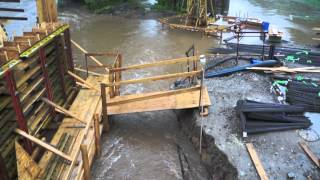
91;109;237;180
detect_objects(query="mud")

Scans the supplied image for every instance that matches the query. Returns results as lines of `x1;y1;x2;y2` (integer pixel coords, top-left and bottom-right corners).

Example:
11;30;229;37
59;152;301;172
176;109;238;180
199;68;320;179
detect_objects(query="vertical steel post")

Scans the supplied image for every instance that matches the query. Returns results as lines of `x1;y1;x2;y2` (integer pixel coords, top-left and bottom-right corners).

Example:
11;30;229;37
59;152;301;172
262;32;266;60
56;36;67;100
100;83;109;132
64;29;75;72
39;47;56;119
39;48;54;101
64;28;76;86
4;71;32;154
236;31;240;65
199;68;205;154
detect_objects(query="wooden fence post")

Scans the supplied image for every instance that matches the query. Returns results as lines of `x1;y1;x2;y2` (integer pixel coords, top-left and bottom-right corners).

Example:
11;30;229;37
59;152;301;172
100;83;109;132
93;114;101;156
80;145;91;180
108;71;115;98
114;54;122;96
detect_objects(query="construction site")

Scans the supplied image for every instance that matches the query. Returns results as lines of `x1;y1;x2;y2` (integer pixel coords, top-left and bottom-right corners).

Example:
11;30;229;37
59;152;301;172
0;0;319;179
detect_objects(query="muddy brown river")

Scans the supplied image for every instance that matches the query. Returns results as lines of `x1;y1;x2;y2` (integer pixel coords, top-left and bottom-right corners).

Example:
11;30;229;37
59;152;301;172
2;0;320;179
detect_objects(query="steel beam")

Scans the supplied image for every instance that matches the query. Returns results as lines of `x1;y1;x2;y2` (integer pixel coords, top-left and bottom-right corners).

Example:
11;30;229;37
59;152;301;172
4;70;32;154
39;47;56;120
64;28;76;86
56;36;67;99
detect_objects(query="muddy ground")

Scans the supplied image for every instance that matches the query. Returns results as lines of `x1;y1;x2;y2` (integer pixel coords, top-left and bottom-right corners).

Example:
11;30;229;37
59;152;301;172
196;60;320;179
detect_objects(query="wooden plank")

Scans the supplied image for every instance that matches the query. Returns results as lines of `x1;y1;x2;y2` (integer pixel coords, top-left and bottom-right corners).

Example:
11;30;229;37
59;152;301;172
299;141;320;167
74;67;105;76
15;141;41;180
108;86;211;115
248;66;320;73
108;86;201;106
36;0;57;23
15;129;73;162
246;143;269;180
46;0;58;22
68;71;100;92
106;70;202;87
109;56;199;72
70;40;107;71
38;76;105;179
41;97;87;124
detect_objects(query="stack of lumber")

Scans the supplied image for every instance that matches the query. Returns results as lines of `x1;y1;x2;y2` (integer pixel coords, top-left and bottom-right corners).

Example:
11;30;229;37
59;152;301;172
236;100;312;135
0;23;76;179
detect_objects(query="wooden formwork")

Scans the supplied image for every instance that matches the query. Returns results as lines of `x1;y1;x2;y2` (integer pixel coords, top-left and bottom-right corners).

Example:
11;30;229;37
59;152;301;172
0;23;77;179
159;16;226;36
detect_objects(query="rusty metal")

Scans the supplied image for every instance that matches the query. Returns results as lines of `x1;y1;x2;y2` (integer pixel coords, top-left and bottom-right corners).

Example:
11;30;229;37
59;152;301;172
4;70;32;154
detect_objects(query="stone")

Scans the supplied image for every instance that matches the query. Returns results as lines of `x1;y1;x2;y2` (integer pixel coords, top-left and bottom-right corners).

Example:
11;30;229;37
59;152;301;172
287;172;296;179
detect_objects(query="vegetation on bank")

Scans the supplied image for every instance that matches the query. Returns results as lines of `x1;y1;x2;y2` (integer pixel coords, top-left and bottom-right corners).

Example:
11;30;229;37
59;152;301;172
78;0;186;13
152;0;186;12
79;0;147;13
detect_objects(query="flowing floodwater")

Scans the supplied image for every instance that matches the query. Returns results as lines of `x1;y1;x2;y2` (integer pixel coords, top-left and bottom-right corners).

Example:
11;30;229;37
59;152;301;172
2;0;320;179
58;5;215;179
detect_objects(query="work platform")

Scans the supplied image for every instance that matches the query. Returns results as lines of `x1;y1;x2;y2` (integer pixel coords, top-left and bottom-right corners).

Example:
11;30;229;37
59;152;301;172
107;86;211;115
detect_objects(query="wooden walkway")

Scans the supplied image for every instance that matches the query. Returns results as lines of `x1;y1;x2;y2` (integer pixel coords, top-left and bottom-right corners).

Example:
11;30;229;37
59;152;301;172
107;86;211;115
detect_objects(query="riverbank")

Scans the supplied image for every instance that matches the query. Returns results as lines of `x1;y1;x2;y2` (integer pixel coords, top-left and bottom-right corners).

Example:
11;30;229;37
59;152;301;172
59;0;176;19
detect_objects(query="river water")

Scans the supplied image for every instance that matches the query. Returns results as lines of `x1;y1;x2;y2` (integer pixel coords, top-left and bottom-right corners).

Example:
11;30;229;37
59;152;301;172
2;0;320;179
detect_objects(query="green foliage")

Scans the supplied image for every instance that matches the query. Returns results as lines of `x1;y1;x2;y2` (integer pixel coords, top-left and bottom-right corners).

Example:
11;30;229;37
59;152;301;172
152;0;186;12
81;0;146;12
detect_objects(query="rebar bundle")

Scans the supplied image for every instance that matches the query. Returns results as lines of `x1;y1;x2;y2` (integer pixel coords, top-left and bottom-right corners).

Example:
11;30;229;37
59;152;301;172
236;100;312;135
286;80;320;112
